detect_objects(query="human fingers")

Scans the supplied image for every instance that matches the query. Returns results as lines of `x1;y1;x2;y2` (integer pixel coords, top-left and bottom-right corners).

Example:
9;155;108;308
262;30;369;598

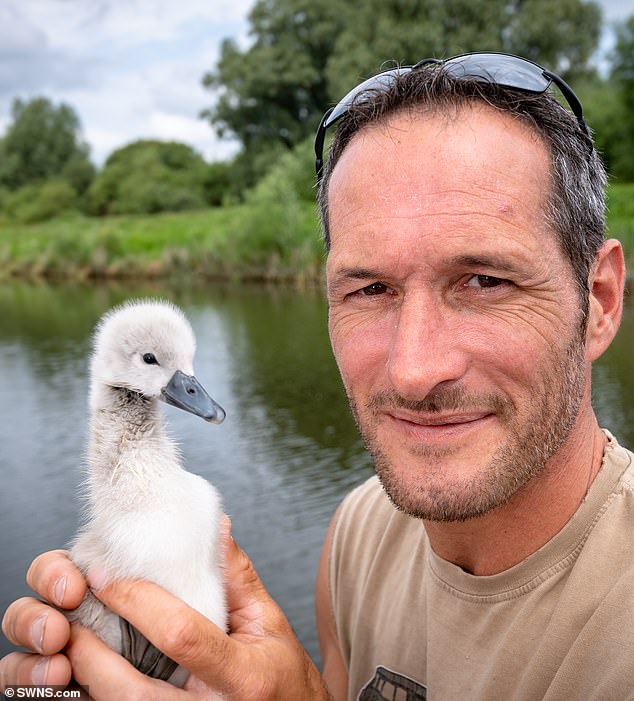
86;575;243;694
26;550;87;609
2;597;71;655
87;535;329;700
66;623;190;701
0;651;71;690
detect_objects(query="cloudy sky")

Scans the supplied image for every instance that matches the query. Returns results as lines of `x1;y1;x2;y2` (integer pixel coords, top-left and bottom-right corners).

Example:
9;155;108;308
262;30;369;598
0;0;631;166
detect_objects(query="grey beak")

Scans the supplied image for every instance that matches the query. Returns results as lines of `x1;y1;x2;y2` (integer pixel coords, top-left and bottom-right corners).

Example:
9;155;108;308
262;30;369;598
161;370;226;424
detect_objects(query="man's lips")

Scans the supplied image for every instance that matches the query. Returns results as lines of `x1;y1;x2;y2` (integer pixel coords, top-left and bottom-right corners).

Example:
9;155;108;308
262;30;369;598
382;409;496;441
386;409;494;427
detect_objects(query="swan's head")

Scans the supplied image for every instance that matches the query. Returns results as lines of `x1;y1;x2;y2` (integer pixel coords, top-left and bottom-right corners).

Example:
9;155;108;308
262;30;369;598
90;300;225;423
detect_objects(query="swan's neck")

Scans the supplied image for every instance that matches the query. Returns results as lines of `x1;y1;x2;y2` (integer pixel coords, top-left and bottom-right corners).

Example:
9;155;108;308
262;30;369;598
87;383;176;484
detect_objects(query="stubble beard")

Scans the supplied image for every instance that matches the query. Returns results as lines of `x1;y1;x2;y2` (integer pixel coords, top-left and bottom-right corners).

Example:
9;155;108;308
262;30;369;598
346;333;588;523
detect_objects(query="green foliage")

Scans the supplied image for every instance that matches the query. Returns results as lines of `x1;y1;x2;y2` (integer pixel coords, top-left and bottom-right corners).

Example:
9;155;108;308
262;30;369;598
612;15;634;90
87;140;210;215
202;0;602;190
326;0;601;98
0;202;321;281
3;180;77;224
500;0;601;79
578;76;626;179
202;161;233;206
202;0;348;194
607;183;634;252
267;136;317;202
0;97;94;193
578;15;634;182
608;15;634;180
216;137;322;275
222;141;290;200
203;0;346;148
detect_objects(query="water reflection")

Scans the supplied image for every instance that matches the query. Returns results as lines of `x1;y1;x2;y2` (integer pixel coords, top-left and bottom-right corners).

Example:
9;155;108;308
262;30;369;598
0;279;632;668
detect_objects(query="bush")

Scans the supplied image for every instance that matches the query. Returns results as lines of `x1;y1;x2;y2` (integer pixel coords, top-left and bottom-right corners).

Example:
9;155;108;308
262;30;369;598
87;140;209;216
3;180;77;223
579;77;634;181
203;161;233;206
217;137;322;274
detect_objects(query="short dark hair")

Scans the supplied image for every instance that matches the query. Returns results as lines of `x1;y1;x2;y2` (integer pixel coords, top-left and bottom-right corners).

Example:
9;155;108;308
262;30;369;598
317;66;607;307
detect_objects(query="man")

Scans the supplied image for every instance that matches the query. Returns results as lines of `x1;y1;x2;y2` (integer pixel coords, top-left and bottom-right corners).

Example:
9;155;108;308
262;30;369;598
0;53;630;700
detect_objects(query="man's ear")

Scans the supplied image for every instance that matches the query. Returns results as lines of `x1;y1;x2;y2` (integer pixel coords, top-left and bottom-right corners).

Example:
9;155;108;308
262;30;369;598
585;239;626;362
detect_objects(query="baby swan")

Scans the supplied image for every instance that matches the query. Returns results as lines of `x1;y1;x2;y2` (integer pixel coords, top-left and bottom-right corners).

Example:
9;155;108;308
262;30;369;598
69;299;226;687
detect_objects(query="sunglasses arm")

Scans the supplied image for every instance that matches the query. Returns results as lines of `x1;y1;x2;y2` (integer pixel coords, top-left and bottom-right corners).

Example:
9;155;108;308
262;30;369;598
315;107;334;180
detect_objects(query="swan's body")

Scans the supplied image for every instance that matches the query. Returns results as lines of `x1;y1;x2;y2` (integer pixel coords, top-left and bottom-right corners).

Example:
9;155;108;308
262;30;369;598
69;300;226;685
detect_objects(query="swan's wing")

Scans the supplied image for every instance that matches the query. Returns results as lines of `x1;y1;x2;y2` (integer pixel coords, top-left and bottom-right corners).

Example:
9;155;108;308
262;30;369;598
119;617;189;687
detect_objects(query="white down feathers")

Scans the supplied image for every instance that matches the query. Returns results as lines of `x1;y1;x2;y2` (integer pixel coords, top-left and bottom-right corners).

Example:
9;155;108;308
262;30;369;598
69;300;227;659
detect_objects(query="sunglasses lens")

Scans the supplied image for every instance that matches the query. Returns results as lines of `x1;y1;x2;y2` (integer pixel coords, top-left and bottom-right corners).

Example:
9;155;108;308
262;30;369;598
324;68;411;129
443;54;549;93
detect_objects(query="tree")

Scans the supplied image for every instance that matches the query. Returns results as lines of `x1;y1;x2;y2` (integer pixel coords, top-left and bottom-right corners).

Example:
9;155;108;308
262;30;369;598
87;140;211;216
0;97;94;193
500;0;601;78
612;14;634;89
202;0;602;187
609;14;634;179
202;0;349;191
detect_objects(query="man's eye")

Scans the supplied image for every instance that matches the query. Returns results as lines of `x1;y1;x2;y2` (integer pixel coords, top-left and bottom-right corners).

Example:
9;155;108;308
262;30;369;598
463;275;507;289
359;282;390;296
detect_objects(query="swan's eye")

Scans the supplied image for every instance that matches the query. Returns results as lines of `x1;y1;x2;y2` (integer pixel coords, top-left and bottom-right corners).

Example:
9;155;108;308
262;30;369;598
143;353;159;365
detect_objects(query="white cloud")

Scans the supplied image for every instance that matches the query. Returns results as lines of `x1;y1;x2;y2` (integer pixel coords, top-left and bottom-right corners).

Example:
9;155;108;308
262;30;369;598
0;2;99;96
599;0;632;23
14;0;252;51
83;126;126;163
147;112;237;161
0;0;252;164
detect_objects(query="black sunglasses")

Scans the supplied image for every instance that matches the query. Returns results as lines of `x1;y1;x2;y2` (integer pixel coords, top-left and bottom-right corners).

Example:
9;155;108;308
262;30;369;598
315;51;591;181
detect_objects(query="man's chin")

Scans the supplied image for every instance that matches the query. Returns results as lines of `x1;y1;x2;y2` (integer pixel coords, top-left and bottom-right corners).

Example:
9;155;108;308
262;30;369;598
368;433;525;523
375;463;511;523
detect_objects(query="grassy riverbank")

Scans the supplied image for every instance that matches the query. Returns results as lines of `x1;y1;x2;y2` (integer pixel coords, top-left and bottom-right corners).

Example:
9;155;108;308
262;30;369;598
1;183;633;282
0;199;323;282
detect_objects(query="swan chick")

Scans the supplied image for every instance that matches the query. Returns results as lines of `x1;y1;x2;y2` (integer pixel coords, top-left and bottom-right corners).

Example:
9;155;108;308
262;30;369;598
68;299;226;687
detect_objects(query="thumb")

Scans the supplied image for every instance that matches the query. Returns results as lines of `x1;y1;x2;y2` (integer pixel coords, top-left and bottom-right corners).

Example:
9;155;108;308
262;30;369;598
222;520;293;640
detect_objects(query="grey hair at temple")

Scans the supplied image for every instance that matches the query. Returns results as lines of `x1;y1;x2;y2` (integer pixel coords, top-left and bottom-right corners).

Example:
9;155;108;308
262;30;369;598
316;66;607;313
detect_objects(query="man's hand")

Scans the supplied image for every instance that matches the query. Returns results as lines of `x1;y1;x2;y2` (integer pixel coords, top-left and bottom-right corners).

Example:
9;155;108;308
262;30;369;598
1;550;87;688
1;532;333;700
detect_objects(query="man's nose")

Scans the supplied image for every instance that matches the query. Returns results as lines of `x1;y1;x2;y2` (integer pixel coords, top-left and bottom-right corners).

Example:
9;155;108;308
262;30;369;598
386;292;469;401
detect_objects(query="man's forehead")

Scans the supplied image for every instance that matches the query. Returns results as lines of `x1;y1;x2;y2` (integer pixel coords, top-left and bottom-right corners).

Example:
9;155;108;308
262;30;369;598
331;105;547;189
327;105;550;242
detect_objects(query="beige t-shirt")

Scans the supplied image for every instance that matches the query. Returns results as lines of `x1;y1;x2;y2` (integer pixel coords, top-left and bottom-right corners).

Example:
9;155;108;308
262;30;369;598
330;432;634;701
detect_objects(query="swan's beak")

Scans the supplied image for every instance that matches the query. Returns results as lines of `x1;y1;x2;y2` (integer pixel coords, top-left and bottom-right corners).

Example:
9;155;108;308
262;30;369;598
161;371;226;424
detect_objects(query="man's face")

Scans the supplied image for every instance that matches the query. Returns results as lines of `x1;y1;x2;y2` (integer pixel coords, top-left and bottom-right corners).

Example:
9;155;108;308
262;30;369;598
326;105;590;522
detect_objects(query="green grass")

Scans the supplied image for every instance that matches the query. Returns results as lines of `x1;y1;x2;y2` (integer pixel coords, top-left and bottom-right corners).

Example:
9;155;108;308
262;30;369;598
0;200;324;281
0;183;632;281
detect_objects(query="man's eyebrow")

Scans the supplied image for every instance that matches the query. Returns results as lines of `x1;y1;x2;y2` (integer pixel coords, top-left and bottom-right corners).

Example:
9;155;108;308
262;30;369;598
327;267;385;294
332;267;385;281
447;254;524;275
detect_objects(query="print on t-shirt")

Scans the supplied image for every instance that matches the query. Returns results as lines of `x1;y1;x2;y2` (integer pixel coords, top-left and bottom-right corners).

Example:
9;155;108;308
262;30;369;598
358;665;427;701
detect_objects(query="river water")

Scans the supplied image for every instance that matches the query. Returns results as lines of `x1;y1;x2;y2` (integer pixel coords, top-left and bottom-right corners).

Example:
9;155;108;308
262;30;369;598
1;279;632;666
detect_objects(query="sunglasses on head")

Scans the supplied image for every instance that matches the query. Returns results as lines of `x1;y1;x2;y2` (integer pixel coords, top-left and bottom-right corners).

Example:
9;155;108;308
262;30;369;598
314;51;591;181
